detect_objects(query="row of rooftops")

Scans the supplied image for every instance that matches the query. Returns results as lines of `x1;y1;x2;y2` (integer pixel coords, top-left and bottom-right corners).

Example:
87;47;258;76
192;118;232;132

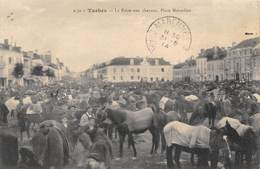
92;57;171;69
174;37;260;69
0;38;68;70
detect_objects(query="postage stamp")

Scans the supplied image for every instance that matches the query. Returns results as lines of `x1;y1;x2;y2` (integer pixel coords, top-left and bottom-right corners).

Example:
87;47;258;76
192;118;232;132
146;16;192;54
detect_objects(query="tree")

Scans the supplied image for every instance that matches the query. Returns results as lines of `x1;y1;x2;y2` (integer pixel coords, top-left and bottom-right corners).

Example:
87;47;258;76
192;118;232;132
12;63;24;79
31;65;44;76
45;68;55;78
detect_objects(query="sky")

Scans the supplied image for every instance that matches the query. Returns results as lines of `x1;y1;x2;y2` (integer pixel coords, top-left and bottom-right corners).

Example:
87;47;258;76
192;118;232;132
0;0;259;72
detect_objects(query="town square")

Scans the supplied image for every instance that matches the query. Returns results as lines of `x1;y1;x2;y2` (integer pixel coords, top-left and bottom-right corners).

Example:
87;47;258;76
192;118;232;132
0;0;260;169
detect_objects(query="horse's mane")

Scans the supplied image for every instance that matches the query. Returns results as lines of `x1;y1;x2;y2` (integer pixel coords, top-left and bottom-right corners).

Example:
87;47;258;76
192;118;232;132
106;108;127;124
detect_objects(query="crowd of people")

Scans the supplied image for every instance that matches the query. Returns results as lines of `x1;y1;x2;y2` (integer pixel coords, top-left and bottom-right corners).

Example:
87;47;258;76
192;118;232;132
1;78;260;169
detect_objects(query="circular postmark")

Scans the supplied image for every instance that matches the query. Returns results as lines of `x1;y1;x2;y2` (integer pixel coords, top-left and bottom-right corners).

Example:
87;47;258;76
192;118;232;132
146;16;192;54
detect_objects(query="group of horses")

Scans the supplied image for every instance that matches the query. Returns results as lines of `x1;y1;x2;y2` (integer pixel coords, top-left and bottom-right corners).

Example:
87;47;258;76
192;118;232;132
1;88;260;169
95;91;260;169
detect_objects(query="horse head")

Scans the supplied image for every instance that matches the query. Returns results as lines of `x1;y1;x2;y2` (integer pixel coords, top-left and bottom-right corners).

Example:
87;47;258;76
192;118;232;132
209;128;232;161
224;120;242;145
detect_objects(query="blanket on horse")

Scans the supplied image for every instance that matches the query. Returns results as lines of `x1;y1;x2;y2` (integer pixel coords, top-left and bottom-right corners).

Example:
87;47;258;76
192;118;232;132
5;97;19;112
164;121;211;148
185;95;199;102
216;117;252;136
26;103;42;114
126;108;154;132
159;97;169;110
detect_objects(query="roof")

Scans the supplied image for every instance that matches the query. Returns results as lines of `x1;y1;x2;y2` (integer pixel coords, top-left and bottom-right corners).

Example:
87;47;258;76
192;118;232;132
232;37;260;49
197;47;227;61
173;59;196;69
108;57;171;66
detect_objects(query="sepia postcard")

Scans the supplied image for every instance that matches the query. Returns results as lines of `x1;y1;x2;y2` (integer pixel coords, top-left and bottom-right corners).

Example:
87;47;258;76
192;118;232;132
0;0;260;169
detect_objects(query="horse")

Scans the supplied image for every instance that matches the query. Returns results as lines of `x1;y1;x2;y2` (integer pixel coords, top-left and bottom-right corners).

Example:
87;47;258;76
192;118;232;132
164;121;232;169
101;107;160;159
217;118;257;168
158;110;189;153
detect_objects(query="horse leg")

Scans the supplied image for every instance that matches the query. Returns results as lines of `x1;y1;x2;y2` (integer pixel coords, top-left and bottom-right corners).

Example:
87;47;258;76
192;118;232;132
245;152;252;168
149;128;157;154
235;152;241;169
166;145;174;169
20;129;23;142
128;133;137;158
154;128;160;154
108;125;113;140
190;153;195;165
26;121;31;139
114;127;118;139
161;130;167;154
128;135;131;149
174;147;181;169
119;132;126;158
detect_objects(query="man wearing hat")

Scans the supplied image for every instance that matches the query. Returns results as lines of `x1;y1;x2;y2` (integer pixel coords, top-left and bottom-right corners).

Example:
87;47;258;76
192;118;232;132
79;107;94;131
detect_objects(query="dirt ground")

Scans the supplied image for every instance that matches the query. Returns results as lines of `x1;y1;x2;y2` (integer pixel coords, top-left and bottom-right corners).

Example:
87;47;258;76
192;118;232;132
65;131;197;169
7;129;259;169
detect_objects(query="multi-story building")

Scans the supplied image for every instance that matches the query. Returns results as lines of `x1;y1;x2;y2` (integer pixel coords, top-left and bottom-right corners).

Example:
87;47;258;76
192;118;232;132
173;37;260;82
225;37;260;81
252;43;260;80
0;39;23;87
207;47;225;81
90;57;173;82
195;50;208;81
173;59;196;81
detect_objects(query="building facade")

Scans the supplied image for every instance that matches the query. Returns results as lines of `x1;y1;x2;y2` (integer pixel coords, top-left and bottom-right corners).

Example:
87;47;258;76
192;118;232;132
89;57;173;82
225;37;260;81
173;37;260;82
173;59;196;81
0;39;23;87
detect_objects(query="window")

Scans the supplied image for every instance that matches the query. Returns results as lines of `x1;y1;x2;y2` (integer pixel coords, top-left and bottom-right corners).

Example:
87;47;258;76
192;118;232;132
0;56;3;64
131;76;134;80
120;76;123;80
137;68;140;72
8;57;12;64
113;76;116;80
150;77;153;81
137;76;140;80
161;78;165;82
113;68;117;73
161;68;165;72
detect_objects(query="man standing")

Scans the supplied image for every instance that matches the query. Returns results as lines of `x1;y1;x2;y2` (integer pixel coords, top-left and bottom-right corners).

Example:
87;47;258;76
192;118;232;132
205;93;217;128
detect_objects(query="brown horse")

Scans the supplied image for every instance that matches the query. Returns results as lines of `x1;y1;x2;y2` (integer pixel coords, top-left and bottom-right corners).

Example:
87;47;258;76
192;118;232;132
102;107;160;158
